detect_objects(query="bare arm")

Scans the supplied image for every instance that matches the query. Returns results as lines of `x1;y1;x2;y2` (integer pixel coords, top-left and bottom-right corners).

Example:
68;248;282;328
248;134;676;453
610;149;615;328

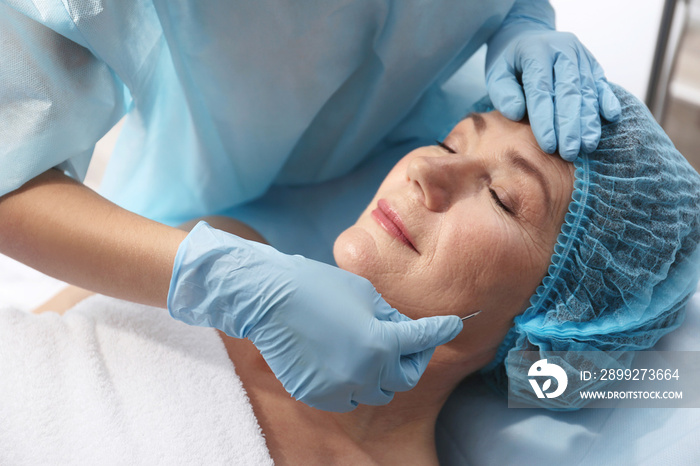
0;169;188;308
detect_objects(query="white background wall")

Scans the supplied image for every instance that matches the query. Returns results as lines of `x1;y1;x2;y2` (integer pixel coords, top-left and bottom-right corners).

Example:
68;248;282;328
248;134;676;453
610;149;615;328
550;0;666;101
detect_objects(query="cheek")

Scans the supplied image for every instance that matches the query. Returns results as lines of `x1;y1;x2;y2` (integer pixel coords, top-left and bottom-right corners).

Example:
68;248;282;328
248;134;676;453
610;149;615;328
428;220;539;312
473;230;553;320
426;228;503;302
381;223;500;317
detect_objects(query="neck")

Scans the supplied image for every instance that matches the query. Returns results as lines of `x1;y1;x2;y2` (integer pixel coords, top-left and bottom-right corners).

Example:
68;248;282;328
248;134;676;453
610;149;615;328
221;333;492;465
324;346;491;464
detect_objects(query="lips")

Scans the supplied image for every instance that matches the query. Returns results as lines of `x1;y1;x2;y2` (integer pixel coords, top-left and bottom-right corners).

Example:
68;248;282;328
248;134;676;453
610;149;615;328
371;199;418;252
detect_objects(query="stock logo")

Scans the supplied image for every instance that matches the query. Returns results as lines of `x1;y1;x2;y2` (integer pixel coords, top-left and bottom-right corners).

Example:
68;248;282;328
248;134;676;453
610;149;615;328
528;359;568;399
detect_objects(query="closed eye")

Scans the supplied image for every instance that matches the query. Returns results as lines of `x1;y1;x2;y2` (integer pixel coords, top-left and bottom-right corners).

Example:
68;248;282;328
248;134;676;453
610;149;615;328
490;189;514;215
435;139;515;216
435;140;456;154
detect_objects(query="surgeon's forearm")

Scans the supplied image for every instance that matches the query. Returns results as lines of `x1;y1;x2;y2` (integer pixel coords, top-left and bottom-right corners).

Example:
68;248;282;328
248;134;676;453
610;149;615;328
0;169;187;308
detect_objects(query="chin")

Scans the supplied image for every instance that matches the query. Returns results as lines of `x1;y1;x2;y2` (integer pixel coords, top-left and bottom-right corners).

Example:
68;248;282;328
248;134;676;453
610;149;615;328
334;226;411;311
333;223;398;295
333;226;372;276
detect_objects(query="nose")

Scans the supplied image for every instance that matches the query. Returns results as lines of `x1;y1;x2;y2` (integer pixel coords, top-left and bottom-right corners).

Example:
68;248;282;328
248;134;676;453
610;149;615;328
406;153;481;211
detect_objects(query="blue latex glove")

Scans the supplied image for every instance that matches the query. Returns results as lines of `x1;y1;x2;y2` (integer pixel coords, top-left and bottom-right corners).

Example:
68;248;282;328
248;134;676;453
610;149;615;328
168;222;463;412
486;1;621;161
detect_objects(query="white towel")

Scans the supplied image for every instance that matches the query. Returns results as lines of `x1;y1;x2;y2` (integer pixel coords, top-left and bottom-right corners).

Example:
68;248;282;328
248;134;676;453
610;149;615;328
0;295;273;466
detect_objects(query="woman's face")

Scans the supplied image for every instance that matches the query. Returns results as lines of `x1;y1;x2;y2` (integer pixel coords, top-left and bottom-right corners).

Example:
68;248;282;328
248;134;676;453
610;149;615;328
334;111;575;360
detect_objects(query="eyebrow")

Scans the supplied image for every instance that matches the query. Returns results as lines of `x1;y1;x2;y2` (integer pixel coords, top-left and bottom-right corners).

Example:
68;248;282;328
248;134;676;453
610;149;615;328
464;112;553;214
465;113;486;135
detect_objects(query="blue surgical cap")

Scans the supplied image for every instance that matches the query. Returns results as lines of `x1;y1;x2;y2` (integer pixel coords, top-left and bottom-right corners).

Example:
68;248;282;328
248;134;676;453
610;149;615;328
480;83;700;408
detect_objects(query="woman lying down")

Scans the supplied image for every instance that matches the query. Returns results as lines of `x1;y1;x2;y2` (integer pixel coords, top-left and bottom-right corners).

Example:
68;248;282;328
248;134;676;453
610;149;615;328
4;84;700;465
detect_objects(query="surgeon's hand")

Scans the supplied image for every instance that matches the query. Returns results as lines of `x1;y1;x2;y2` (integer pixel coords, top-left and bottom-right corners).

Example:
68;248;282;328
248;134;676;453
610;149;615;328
167;222;463;412
486;30;621;161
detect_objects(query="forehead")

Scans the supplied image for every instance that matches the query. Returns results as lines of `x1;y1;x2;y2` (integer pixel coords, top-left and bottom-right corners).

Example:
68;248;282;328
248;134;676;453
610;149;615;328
452;111;571;173
456;111;536;143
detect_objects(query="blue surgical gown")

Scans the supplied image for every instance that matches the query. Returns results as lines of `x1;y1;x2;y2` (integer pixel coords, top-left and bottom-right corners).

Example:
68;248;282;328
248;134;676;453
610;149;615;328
0;0;520;225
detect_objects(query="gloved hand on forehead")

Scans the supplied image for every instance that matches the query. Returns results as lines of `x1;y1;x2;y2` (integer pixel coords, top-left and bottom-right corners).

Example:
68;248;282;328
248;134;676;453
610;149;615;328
168;222;463;412
485;0;621;161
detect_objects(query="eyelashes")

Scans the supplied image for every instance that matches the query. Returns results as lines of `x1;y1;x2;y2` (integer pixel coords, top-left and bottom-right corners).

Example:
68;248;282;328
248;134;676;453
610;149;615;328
435;139;515;216
435;140;456;154
490;189;515;215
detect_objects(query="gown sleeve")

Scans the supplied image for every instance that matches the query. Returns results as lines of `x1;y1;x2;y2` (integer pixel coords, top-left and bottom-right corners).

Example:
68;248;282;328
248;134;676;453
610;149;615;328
0;2;126;197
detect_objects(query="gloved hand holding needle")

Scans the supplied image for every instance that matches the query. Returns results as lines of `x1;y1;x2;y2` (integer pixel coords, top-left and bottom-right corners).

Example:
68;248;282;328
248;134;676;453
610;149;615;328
168;222;463;412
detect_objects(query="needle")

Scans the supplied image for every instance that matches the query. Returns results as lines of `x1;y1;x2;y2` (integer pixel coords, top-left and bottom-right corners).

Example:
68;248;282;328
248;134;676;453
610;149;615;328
460;310;482;321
